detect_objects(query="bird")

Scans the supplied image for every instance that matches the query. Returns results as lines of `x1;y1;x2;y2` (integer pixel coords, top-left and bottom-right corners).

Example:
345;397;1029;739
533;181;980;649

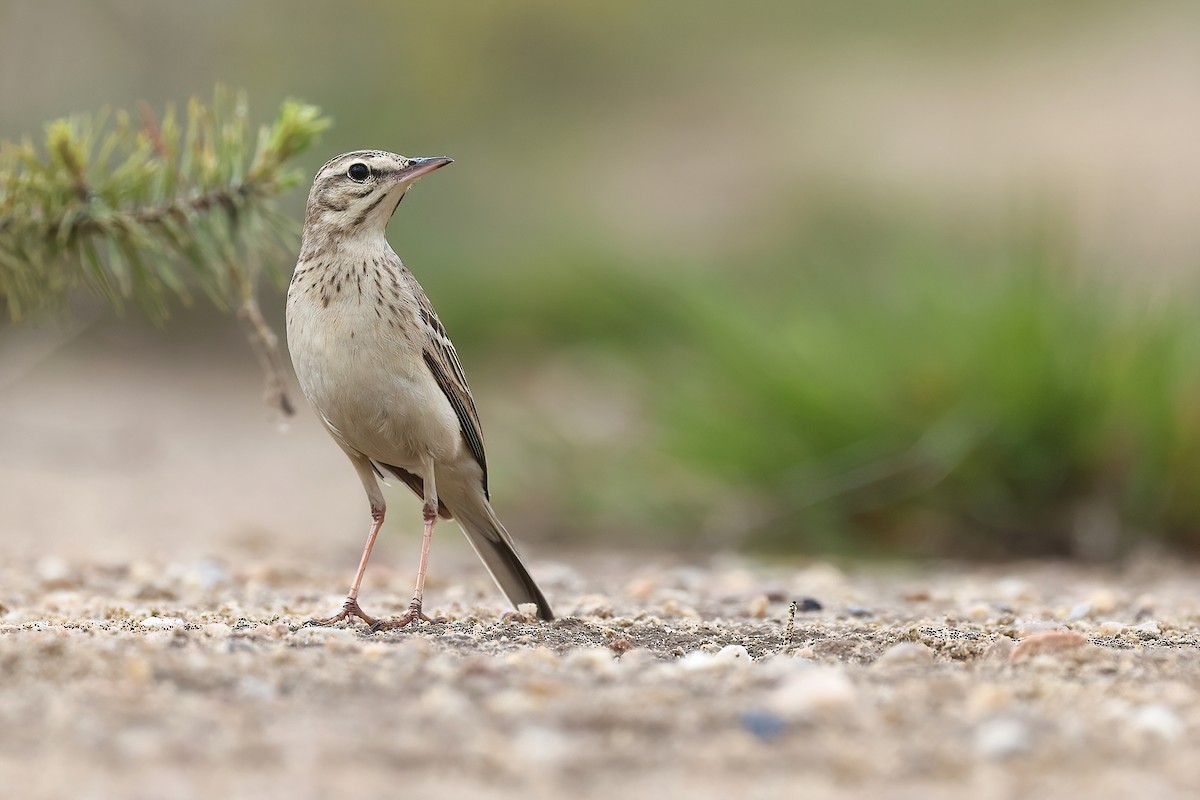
285;150;554;629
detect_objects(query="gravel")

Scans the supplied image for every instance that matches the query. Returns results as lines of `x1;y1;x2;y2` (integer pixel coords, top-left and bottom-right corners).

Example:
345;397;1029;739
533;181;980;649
2;555;1200;799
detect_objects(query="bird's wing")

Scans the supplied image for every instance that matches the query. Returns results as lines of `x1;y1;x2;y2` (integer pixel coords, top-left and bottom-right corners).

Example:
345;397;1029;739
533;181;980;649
414;286;490;499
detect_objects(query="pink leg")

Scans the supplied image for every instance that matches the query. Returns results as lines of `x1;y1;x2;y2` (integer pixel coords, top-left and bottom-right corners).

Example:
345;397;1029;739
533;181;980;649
372;457;444;631
371;504;442;630
308;505;385;627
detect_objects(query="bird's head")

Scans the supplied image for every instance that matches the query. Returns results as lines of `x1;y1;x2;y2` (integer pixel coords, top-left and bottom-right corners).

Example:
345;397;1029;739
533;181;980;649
302;150;452;240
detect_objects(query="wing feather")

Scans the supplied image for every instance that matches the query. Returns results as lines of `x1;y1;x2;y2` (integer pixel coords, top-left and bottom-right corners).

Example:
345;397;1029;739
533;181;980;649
414;289;490;498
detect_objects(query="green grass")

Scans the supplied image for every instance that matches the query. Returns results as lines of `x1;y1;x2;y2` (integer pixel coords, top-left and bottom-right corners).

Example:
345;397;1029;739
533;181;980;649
444;206;1200;558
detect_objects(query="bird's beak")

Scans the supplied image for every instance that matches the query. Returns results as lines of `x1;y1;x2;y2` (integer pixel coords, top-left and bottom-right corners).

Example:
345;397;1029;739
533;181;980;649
395;156;453;184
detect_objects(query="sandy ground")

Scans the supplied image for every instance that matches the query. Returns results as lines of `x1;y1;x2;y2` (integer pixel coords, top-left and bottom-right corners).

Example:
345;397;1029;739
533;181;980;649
3;553;1200;800
4;319;1200;799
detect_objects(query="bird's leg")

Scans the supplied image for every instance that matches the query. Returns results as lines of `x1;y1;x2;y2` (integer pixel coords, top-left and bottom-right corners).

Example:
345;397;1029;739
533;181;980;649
309;456;386;627
372;457;443;631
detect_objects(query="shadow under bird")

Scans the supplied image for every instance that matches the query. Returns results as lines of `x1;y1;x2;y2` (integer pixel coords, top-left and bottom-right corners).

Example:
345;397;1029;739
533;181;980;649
286;150;554;629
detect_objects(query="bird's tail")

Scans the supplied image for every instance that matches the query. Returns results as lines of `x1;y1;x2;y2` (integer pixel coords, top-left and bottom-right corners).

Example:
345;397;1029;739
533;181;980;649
452;498;554;621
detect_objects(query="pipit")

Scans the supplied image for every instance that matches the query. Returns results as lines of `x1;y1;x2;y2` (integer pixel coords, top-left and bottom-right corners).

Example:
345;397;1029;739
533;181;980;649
286;150;554;629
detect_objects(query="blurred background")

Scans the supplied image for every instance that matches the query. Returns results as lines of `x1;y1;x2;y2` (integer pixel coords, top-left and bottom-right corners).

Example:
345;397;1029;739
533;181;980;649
3;0;1200;568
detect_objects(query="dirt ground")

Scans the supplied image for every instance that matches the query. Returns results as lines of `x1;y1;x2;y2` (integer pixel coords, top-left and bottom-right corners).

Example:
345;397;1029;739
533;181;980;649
4;321;1200;799
3;553;1200;800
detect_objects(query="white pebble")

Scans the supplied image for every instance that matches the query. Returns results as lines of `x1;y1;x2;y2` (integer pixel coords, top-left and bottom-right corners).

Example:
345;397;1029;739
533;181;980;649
1132;705;1185;741
875;641;935;666
1065;602;1092;622
139;616;184;630
770;666;856;717
203;622;233;638
677;644;752;674
974;717;1031;760
563;648;618;677
1130;620;1161;638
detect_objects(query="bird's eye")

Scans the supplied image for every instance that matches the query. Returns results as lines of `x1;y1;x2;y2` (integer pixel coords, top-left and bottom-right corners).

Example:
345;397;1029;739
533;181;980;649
347;163;371;182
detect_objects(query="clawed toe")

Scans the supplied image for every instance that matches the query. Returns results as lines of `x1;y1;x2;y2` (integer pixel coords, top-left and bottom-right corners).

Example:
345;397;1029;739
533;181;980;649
306;597;378;628
369;600;444;632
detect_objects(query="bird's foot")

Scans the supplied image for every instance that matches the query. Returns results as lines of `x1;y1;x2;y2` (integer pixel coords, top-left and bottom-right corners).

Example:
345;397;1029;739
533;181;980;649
306;597;378;628
369;598;445;632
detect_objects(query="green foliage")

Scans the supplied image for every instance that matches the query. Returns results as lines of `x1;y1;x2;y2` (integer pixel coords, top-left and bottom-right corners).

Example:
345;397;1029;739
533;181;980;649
453;211;1200;558
0;86;331;413
0;87;328;320
623;220;1200;558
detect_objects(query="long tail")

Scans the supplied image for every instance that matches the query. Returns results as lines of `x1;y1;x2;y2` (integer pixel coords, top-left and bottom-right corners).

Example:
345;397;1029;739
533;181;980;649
451;497;554;621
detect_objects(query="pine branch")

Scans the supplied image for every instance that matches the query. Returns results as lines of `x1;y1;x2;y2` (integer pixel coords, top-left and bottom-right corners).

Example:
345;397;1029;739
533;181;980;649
0;86;331;416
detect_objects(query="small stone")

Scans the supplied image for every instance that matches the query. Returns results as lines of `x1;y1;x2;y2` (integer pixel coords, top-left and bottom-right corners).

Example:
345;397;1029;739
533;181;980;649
1064;602;1092;622
846;606;874;618
770;666;856;717
36;556;76;589
1131;704;1185;741
661;599;700;618
1011;630;1087;660
996;578;1032;601
741;710;787;741
1096;620;1124;636
608;637;633;655
967;684;1015;717
985;635;1016;661
875;641;935;666
1088;589;1117;614
563;648;618;676
714;644;752;666
624;577;658;600
794;597;823;612
139;616;184;630
679;644;752;673
747;595;770;619
965;603;992;621
1016;620;1062;637
1130;620;1161;639
974;717;1031;760
203;622;233;638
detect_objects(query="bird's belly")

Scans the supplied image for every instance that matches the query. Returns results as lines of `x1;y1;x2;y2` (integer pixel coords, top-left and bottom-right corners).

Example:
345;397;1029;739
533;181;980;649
288;305;462;466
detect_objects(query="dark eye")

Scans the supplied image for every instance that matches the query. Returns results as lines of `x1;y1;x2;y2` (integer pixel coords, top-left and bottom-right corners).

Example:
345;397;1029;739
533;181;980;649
347;163;371;182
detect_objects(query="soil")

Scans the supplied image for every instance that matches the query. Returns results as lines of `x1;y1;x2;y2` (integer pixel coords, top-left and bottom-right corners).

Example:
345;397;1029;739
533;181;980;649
3;554;1200;800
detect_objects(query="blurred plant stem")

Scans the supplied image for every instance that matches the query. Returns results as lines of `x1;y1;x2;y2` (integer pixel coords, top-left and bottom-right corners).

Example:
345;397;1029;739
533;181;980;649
0;86;331;416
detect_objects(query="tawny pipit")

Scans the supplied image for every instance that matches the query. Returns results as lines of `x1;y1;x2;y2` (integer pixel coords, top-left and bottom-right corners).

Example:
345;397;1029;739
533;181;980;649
286;151;554;629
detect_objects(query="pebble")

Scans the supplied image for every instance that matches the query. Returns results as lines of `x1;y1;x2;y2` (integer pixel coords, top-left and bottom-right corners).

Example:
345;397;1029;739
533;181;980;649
965;603;992;621
562;647;618;677
1089;589;1118;614
1130;620;1161;639
741;710;787;741
846;606;874;618
1011;630;1087;660
875;641;935;666
139;616;184;630
1064;602;1092;622
770;666;856;717
679;644;752;673
794;597;823;612
747;595;770;618
974;717;1031;760
1131;704;1185;741
203;623;233;638
967;684;1015;717
985;635;1016;661
36;556;76;589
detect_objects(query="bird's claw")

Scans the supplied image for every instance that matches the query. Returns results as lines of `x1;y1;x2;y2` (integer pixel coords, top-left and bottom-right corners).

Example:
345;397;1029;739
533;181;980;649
369;599;445;632
306;597;378;628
